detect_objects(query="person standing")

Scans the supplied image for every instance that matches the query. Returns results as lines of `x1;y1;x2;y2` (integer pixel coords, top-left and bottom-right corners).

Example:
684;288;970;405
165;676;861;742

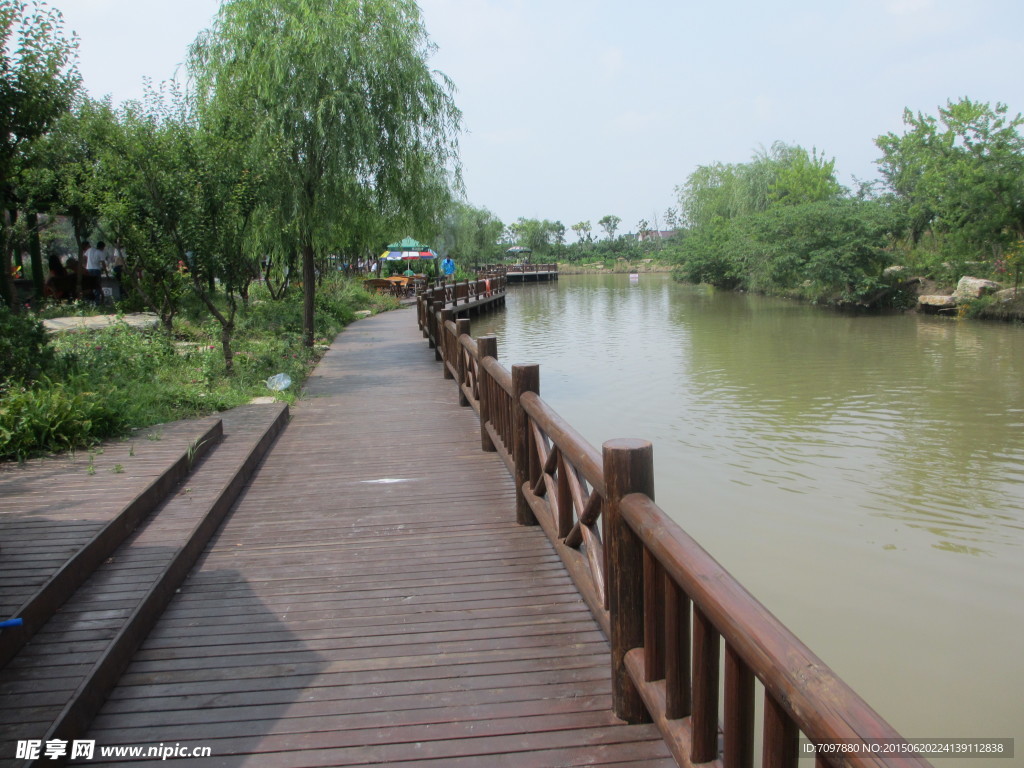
110;246;126;283
85;241;108;275
442;256;455;278
84;241;108;303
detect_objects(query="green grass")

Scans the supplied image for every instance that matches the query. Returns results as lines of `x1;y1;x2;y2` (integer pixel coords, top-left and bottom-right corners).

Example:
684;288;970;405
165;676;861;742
0;276;398;461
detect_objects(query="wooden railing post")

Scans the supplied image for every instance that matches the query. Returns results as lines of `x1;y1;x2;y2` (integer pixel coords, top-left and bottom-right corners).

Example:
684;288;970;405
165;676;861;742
664;577;691;720
763;694;800;768
725;643;756;768
556;452;573;538
512;364;540;526
455;318;470;406
692;604;721;762
424;292;435;347
440;308;454;372
434;302;444;360
643;550;665;683
477;335;497;452
603;438;654;724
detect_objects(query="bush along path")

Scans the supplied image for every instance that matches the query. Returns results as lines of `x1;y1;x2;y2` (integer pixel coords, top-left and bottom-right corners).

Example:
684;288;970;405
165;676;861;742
0;277;400;462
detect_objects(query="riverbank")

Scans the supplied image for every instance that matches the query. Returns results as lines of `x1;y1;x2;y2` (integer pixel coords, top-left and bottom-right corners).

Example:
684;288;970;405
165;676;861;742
664;267;1024;323
913;276;1024;322
557;259;673;275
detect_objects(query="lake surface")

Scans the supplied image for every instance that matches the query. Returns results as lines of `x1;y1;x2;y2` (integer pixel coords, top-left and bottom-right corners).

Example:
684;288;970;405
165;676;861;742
473;273;1024;765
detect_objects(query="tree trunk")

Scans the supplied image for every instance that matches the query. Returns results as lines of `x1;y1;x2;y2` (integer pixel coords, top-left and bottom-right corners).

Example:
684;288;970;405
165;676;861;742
302;240;315;348
195;283;236;376
1;211;16;311
221;322;235;375
28;212;43;302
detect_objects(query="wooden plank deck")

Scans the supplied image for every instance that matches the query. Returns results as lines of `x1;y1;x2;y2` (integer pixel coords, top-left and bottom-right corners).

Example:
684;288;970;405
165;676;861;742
81;307;677;767
0;406;287;764
0;416;223;626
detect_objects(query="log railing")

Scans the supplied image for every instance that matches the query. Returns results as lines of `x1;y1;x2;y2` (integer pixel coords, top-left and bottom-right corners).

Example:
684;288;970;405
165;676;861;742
418;277;506;359
511;262;558;274
422;304;933;768
480;263;559;275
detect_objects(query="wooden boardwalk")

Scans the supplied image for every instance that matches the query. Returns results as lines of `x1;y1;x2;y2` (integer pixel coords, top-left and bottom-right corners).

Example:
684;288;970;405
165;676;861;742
79;308;676;766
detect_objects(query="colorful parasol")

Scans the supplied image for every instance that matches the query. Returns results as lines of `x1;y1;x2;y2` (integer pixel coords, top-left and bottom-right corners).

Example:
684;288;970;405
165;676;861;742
381;236;438;260
380;248;437;260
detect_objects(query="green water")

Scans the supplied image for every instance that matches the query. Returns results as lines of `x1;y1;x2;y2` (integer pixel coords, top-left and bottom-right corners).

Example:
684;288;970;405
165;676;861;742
473;274;1024;764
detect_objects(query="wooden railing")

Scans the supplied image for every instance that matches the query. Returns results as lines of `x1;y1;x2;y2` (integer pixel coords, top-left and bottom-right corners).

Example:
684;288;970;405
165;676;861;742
480;263;558;276
417;276;506;362
422;303;933;768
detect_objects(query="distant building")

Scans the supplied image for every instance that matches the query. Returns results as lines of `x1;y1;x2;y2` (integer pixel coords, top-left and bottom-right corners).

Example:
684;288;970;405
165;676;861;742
637;229;679;243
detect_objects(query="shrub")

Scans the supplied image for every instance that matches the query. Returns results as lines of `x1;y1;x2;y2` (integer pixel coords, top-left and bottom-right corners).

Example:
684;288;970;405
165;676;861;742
669;219;743;288
50;322;175;382
0;377;127;461
3;276;389;460
0;306;55;385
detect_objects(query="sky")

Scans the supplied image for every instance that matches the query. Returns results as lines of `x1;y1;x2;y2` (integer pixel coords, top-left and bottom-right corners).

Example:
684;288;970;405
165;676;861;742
48;0;1024;239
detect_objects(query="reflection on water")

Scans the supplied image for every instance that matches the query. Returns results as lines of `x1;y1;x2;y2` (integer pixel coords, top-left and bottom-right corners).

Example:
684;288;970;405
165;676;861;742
474;274;1024;765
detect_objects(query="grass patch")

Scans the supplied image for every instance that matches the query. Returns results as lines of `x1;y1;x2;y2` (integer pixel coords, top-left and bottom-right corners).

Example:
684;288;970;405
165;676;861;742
1;276;395;461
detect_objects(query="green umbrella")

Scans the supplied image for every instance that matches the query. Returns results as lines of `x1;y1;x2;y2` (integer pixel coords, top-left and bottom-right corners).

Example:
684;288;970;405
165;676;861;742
386;236;427;250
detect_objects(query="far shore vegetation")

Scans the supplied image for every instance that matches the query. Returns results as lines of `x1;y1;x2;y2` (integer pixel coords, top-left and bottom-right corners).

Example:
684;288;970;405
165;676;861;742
2;0;1021;461
484;101;1023;318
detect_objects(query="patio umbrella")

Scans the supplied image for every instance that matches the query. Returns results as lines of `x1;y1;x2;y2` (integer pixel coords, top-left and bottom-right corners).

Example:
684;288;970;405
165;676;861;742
506;245;532;262
381;236;438;260
380;248;437;260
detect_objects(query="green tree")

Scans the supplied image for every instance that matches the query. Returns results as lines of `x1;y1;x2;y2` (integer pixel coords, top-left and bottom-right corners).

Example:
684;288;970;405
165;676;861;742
94;84;264;371
550;220;566;247
670;216;742;287
598;214;621;240
663;207;679;230
876;98;1024;258
0;0;79;308
571;220;592;243
190;0;462;347
768;146;843;206
677;142;841;229
95;88;196;332
508;217;559;256
20;96;115;297
437;201;503;268
743;199;898;300
182;115;265;371
671;198;900;304
676;161;741;227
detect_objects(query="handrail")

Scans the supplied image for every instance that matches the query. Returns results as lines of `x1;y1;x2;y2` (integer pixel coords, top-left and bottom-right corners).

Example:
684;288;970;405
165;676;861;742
480;263;558;274
418;300;932;768
620;490;930;767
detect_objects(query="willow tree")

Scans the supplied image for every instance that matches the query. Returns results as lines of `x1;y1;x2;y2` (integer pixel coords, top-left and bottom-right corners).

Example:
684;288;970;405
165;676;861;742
190;0;461;346
677;142;842;229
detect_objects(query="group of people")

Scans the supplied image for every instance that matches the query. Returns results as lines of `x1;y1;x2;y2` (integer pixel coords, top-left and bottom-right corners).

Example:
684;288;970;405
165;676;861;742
43;240;126;303
81;241;126;281
368;255;456;279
